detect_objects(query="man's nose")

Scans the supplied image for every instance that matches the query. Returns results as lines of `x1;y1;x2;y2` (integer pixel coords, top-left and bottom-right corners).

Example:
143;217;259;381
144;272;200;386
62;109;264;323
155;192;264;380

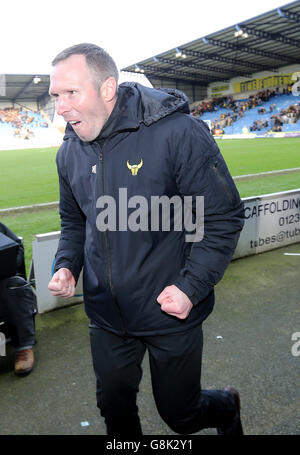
56;97;71;116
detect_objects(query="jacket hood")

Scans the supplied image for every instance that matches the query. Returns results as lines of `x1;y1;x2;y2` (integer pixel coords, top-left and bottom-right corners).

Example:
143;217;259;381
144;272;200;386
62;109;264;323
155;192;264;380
63;82;190;141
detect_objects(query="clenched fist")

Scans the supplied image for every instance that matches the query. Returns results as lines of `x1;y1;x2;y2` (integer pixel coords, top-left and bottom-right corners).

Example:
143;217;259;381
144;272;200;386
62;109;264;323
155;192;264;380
157;285;193;320
48;268;76;299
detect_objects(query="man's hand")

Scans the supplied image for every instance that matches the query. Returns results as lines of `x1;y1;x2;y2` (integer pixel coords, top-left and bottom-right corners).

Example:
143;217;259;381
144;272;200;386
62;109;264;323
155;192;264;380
48;268;76;299
157;285;193;319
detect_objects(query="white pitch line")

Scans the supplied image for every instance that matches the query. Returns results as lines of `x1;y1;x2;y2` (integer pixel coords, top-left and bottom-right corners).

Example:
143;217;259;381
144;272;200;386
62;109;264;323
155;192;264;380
233;167;300;180
0;201;59;214
283;253;300;256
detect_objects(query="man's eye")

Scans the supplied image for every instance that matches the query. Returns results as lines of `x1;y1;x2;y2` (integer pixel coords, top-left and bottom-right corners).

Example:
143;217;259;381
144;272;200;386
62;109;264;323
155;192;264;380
70;90;76;95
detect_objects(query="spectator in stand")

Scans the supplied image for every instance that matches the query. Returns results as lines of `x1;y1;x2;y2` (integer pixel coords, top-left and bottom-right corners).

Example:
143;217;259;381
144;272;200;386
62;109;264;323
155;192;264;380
258;107;266;114
280;109;288;124
271;114;283;132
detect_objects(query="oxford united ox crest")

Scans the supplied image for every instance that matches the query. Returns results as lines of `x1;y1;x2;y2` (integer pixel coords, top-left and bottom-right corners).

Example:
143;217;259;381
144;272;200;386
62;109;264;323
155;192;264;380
127;159;143;176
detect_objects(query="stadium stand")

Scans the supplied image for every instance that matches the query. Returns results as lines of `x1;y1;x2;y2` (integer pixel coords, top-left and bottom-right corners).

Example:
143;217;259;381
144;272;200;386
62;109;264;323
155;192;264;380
1;2;299;148
122;1;300;141
0;106;63;149
192;85;300;136
0;108;48;137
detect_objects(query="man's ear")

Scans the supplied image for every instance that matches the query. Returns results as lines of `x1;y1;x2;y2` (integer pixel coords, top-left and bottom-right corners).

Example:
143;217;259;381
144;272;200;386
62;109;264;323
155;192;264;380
101;77;117;102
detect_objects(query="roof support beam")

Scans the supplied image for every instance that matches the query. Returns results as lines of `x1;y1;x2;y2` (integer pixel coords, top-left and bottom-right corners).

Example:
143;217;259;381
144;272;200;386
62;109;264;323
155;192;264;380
136;64;228;83
203;37;299;63
176;47;268;71
11;78;35;102
237;24;300;48
277;8;300;23
146;73;207;87
153;56;251;78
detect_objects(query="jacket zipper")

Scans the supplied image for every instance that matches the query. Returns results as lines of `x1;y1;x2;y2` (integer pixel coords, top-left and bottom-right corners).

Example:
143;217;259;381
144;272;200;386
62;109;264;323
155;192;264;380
99;147;127;336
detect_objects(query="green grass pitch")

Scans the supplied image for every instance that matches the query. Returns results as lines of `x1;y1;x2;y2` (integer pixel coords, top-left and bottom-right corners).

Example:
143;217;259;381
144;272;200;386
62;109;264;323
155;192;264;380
0;137;299;209
0;147;59;209
217;137;300;175
1;137;299;271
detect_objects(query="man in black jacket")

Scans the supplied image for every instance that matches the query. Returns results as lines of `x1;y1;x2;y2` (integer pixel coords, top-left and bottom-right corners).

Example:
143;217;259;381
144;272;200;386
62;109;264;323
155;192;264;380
0;222;36;375
48;43;245;435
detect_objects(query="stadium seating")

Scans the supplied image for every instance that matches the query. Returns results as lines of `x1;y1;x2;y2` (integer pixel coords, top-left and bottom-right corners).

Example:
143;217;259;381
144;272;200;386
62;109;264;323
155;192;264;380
0;109;48;133
0;108;63;149
194;90;300;136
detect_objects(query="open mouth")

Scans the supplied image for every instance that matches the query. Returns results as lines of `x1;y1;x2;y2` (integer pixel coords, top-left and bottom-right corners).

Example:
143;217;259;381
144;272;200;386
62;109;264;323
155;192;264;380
69;120;81;128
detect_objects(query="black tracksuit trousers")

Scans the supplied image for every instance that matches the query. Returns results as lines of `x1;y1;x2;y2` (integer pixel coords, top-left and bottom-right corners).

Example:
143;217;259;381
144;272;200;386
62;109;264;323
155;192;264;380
89;324;236;435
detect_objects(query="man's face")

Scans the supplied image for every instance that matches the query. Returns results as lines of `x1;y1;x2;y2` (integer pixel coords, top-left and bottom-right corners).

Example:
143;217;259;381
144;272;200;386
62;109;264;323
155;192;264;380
49;54;111;142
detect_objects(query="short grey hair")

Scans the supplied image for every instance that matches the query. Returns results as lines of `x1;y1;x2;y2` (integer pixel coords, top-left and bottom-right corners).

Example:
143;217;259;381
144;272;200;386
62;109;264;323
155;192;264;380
52;43;119;92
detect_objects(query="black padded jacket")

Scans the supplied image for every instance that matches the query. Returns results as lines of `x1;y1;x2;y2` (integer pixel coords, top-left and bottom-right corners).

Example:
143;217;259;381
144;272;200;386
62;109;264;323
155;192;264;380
54;82;244;336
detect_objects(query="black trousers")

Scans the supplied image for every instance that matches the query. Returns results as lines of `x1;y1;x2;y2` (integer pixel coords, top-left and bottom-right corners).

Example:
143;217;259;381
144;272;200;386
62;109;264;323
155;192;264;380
89;324;236;435
0;276;36;350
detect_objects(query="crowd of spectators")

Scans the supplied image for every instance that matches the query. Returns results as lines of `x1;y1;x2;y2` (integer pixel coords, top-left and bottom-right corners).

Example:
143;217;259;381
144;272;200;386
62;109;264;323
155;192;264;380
249;119;269;132
191;88;282;118
269;103;300;132
250;98;300;132
191;84;299;135
0;107;48;139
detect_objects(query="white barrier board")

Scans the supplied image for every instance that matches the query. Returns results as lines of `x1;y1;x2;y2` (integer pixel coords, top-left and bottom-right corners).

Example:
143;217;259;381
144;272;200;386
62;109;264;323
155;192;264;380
234;189;300;258
31;231;83;314
31;189;300;313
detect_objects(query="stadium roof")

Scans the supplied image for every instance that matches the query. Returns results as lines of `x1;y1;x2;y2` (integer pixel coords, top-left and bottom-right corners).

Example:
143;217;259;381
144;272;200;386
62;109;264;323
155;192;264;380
122;1;300;89
1;1;300;106
0;74;50;103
